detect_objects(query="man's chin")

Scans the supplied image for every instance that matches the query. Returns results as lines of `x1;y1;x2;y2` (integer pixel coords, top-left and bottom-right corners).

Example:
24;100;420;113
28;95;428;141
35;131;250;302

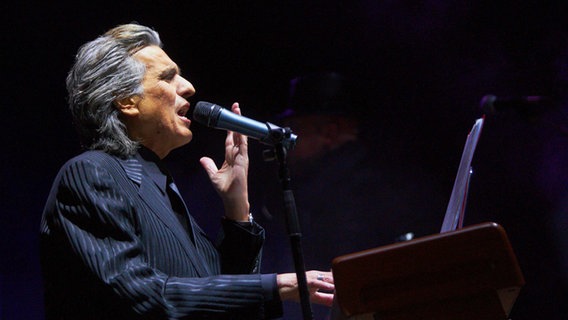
180;134;193;146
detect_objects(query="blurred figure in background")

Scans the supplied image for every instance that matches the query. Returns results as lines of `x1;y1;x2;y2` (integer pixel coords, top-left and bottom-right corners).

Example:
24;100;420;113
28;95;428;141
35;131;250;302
256;72;443;319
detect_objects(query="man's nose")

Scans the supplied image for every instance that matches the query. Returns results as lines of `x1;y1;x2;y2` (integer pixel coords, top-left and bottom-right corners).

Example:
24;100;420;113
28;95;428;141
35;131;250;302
177;76;196;99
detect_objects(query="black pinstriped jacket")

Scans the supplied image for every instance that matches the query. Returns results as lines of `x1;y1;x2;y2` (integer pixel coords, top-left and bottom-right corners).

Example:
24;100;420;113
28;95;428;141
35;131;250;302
40;150;281;319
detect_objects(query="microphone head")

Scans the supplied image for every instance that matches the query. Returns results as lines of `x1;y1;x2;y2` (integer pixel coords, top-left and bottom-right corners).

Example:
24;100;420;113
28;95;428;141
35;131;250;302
193;101;222;127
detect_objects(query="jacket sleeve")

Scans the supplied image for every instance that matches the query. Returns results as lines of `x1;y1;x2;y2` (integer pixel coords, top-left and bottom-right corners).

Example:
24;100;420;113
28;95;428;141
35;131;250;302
41;155;281;319
217;219;265;274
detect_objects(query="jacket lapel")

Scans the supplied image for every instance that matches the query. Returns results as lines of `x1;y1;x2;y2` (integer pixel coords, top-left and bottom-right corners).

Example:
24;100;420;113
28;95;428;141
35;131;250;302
118;157;212;277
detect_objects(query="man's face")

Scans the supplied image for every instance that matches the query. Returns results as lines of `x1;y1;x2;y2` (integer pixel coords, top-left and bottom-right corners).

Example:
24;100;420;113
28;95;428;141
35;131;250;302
129;45;195;158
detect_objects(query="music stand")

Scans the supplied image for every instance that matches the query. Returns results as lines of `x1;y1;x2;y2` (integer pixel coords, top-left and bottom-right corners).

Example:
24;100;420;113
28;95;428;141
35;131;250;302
331;222;525;320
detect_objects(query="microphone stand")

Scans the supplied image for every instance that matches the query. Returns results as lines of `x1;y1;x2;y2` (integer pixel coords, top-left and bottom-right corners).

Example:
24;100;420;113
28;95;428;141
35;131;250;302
263;125;313;320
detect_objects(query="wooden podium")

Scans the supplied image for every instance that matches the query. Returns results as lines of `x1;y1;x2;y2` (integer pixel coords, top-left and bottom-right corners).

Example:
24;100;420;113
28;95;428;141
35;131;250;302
331;222;525;320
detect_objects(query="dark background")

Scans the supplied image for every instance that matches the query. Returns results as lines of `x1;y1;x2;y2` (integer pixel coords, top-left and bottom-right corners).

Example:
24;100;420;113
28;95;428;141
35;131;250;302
2;1;567;319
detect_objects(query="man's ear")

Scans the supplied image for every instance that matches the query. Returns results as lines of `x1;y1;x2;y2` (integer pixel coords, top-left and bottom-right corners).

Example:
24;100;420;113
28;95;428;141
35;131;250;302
115;96;141;116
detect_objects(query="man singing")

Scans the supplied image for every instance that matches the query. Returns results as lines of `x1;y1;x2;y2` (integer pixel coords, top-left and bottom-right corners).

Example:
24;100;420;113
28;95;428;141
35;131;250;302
40;23;333;319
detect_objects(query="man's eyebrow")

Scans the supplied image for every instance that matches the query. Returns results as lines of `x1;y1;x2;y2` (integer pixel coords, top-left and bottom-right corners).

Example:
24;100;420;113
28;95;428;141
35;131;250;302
159;65;181;79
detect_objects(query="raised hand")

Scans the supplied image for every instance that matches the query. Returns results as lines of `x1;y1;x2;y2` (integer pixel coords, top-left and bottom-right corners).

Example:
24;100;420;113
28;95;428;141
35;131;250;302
200;102;250;221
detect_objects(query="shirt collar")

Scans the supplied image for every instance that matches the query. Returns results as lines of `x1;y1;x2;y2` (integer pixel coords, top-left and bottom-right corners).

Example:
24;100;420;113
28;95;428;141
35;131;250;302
136;146;169;193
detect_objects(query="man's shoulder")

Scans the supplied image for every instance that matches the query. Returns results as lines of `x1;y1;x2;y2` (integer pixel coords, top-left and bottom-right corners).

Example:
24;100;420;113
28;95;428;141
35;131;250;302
63;150;130;167
52;150;144;192
56;150;131;178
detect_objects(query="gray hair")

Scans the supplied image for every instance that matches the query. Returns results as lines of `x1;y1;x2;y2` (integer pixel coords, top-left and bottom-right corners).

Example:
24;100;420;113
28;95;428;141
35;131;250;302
66;23;162;157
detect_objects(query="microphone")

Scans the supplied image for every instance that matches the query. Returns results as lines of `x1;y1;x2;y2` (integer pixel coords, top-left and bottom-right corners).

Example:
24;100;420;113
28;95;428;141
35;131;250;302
480;94;552;116
193;101;298;149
